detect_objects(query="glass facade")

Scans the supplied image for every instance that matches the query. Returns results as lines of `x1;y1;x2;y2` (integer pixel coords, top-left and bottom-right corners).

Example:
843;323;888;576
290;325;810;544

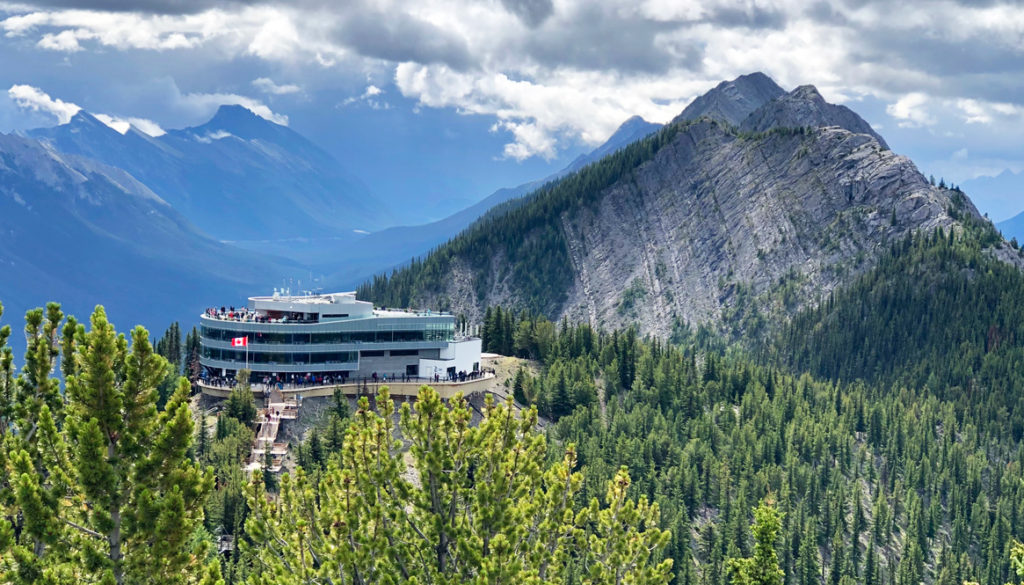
201;347;357;365
199;314;456;375
200;323;454;344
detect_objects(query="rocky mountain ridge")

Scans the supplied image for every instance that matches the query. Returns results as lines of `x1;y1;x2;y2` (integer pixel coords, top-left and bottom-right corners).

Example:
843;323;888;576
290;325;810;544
359;73;995;339
673;72;785;125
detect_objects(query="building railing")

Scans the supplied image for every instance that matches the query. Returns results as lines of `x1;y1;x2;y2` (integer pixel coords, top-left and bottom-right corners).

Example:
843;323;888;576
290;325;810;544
203;311;318;324
200;369;494;392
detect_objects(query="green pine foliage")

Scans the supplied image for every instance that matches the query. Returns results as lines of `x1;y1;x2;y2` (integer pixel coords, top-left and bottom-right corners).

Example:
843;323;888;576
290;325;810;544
727;499;784;585
486;304;1024;585
779;221;1024;426
0;305;216;585
242;387;673;585
5;207;1024;585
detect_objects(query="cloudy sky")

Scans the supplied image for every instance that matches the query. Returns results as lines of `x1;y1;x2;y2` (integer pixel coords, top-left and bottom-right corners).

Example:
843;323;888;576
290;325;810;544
1;0;1023;220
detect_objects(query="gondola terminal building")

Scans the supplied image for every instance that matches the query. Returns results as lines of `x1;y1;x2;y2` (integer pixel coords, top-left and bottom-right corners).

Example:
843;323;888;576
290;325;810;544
199;291;481;382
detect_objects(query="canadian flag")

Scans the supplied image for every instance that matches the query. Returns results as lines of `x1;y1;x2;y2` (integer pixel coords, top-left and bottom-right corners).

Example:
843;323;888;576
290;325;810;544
231;337;248;347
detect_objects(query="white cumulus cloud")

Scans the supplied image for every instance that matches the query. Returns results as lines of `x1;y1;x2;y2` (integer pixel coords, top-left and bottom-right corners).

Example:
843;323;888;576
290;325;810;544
956;98;1024;125
3;0;1024;162
339;84;389;109
886;93;935;128
252;77;303;95
7;84;81;124
93;113;166;136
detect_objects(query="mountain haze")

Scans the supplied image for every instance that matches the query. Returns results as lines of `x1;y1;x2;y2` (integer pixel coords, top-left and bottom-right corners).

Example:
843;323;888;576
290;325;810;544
331;114;662;283
28;106;383;241
0;131;297;345
358;73;993;338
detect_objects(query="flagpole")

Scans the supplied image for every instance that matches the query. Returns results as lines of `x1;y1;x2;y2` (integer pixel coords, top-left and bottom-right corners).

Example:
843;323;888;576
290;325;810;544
245;336;249;370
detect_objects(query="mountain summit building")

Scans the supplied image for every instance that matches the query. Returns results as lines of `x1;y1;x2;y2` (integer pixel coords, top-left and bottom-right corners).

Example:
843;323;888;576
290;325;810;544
199;291;481;384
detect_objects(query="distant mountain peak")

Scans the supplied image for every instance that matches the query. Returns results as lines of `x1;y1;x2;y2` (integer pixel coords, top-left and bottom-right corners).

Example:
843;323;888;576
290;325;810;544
65;110;118;133
564;115;662;173
209;103;263;123
192;103;295;144
675;72;786;126
607;116;657;142
67;110;98;125
205;104;269;131
618;114;649;127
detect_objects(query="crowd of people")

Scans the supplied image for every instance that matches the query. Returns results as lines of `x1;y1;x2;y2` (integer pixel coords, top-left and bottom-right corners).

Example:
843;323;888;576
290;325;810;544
204;306;311;323
200;368;494;390
205;306;265;322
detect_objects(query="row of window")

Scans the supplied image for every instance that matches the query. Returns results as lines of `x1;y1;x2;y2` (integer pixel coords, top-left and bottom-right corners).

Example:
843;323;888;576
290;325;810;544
202;348;358;365
201;325;454;344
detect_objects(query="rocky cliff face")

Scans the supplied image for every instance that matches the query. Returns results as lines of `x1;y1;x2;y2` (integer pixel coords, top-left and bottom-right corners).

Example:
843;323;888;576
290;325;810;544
365;73;991;339
556;122;959;336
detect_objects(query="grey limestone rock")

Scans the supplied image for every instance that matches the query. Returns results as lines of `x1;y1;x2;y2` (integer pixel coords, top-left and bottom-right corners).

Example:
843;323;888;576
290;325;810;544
741;84;889;149
674;72;786;126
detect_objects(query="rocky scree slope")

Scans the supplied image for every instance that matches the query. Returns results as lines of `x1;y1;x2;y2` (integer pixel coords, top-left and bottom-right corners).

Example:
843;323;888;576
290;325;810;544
359;77;986;338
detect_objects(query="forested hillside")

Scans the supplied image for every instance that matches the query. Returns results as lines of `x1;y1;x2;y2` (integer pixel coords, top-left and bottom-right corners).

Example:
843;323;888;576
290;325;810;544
779;211;1024;399
7;203;1024;585
479;307;1024;585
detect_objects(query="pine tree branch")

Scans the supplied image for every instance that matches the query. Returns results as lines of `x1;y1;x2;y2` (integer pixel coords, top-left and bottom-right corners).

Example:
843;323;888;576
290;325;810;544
65;519;104;540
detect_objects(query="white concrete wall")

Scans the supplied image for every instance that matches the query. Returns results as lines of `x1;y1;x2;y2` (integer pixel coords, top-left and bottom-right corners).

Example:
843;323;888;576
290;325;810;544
420;338;482;379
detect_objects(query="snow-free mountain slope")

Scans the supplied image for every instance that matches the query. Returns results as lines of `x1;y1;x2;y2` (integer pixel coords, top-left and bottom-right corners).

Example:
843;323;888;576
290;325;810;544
358;73;987;340
673;71;786;125
329;114;663;284
740;84;889;148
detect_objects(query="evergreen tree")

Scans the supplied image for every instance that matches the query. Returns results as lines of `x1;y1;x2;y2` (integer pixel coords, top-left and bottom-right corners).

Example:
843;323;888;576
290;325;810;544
864;543;878;585
262;446;276;492
727;498;785;585
184;326;202;382
226;371;257;427
242;387;673;585
512;366;528;404
1;305;215;585
197;409;210;463
155;322;183;374
331;386;350;420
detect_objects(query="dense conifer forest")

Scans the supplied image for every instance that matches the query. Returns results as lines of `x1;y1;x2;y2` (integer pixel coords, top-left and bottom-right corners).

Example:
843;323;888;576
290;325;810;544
478;307;1024;585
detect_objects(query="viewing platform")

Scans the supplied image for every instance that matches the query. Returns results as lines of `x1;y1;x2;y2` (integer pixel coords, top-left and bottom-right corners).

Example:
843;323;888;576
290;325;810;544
199;372;497;401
